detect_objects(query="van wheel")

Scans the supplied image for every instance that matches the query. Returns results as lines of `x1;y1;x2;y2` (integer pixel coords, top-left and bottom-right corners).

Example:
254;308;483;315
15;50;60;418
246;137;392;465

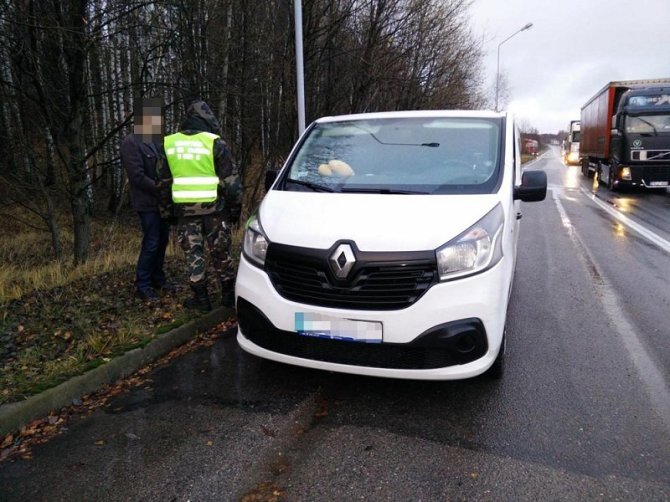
485;330;506;379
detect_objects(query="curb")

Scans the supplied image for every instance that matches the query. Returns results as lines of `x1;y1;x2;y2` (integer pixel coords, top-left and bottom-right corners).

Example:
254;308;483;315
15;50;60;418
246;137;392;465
0;307;234;436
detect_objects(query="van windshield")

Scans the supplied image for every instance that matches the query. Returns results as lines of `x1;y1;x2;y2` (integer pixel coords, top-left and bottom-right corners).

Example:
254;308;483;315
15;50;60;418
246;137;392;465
283;117;503;194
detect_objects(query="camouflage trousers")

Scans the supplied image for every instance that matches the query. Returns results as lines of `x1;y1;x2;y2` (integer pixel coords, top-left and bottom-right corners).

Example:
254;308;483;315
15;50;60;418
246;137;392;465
177;213;234;286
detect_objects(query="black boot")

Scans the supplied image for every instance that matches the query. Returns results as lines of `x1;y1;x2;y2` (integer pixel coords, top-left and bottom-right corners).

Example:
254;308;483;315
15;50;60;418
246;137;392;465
183;283;212;312
220;280;235;308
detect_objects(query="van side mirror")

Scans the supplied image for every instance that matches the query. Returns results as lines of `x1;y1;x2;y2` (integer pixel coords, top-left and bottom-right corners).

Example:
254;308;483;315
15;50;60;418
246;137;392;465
514;170;547;202
265;169;279;191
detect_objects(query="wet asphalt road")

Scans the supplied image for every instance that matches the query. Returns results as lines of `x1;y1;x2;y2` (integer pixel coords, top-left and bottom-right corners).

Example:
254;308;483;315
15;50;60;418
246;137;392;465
1;147;670;500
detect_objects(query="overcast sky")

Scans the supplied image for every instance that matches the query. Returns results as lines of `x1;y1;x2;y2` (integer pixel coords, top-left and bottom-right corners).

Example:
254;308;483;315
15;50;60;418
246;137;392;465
469;0;670;134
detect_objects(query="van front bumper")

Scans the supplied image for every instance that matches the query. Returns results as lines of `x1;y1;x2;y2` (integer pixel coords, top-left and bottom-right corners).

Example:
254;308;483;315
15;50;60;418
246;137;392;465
235;254;510;380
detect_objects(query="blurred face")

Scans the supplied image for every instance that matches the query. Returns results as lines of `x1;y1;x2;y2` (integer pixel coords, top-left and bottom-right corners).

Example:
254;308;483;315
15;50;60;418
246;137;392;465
134;100;163;141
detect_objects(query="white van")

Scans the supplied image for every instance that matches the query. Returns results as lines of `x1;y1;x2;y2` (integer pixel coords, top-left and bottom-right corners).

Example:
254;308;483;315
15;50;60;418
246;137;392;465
235;111;546;380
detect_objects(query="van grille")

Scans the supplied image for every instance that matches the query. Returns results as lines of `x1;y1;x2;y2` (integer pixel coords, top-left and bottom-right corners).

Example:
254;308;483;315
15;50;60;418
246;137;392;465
264;243;438;310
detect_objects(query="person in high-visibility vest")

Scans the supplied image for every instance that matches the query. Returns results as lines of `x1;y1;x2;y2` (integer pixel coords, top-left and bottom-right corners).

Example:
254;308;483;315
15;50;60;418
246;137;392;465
158;100;241;311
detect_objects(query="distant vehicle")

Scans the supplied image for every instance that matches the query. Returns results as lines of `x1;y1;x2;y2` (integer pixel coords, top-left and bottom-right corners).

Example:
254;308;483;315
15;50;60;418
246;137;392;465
562;120;580;165
236;110;547;381
580;79;670;190
522;138;539;156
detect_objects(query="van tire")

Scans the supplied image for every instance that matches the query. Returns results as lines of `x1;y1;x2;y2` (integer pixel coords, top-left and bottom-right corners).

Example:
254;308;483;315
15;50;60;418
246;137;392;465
485;331;506;379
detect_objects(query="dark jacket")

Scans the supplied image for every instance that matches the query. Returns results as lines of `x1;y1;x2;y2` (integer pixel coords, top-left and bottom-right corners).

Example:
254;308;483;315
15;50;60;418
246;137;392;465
121;133;160;212
157;101;241;219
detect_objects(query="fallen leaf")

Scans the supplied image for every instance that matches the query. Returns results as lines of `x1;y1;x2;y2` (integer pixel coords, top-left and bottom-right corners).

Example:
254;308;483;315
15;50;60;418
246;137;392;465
1;434;13;449
470;472;479;479
206;440;213;446
94;440;105;446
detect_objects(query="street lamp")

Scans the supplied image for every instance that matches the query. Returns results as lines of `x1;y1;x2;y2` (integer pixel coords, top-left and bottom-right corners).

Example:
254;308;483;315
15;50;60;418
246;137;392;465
495;22;533;112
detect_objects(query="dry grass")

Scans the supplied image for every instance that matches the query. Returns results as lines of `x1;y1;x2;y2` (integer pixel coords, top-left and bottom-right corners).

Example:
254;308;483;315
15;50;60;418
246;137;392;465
0;209;179;302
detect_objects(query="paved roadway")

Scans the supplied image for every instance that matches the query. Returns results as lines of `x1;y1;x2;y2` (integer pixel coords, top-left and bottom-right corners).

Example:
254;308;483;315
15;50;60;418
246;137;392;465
2;147;669;500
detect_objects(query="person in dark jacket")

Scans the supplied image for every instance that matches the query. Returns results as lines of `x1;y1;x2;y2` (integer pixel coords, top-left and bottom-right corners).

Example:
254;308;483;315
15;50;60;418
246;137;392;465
157;100;241;311
121;97;172;301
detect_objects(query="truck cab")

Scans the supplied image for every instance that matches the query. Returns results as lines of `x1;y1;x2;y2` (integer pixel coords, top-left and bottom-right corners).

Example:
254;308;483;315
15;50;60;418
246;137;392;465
563;120;581;165
609;88;670;188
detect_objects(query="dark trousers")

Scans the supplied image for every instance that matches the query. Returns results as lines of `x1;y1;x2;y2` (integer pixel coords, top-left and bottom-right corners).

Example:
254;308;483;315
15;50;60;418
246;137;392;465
136;211;170;290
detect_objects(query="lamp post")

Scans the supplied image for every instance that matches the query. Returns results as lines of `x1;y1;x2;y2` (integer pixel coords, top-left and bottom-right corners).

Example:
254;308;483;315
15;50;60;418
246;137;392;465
294;0;306;134
495;22;533;112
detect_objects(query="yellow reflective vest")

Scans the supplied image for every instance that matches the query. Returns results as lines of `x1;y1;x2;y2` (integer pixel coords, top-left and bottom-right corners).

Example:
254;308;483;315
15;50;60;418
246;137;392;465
164;131;219;203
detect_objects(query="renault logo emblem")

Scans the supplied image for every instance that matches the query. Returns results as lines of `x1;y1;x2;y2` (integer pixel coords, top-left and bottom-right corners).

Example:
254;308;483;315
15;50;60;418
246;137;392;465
329;243;355;279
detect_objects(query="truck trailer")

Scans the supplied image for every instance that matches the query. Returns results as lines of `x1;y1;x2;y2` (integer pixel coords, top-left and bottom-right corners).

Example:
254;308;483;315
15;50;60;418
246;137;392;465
580;79;670;190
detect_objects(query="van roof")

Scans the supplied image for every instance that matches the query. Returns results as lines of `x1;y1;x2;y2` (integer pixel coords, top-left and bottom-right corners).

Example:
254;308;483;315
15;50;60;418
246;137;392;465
315;110;506;123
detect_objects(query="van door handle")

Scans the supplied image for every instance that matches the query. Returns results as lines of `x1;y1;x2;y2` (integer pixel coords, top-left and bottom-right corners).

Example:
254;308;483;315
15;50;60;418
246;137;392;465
516;212;522;220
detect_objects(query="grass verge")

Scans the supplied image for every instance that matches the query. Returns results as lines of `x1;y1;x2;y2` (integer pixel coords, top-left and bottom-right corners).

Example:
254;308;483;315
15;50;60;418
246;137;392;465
0;208;234;405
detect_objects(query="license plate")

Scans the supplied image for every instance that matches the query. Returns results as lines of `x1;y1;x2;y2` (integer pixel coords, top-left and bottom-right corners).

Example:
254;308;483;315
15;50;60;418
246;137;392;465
295;312;382;343
649;181;669;187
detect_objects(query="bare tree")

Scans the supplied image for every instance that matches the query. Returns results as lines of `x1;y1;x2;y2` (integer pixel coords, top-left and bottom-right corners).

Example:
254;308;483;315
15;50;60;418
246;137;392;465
0;0;489;264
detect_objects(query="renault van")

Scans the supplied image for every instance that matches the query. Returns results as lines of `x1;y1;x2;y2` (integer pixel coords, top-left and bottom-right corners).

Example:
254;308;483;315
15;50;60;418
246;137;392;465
235;111;546;380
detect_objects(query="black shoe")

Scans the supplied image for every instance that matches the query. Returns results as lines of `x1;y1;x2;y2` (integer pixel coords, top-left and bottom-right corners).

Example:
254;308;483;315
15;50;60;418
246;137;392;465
183;283;212;312
136;287;159;301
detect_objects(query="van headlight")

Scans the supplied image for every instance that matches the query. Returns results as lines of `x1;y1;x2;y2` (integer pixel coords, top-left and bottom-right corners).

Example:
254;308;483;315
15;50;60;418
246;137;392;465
243;214;269;267
435;203;504;281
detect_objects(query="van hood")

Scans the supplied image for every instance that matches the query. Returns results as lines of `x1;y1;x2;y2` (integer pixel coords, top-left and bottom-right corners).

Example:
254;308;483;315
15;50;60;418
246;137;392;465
258;191;500;251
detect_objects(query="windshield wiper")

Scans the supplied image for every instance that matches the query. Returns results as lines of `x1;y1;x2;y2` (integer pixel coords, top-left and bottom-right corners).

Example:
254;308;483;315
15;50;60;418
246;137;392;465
339;187;429;194
350;124;439;147
285;178;335;192
634;117;658;136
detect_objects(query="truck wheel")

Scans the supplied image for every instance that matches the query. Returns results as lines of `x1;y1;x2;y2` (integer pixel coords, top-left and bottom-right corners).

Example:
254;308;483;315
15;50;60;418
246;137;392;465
485;330;506;379
581;159;594;179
